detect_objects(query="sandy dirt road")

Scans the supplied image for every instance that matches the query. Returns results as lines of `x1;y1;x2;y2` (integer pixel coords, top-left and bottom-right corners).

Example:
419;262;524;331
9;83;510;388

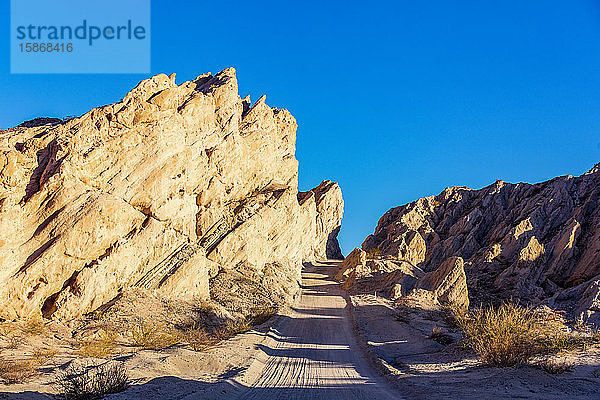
228;261;402;400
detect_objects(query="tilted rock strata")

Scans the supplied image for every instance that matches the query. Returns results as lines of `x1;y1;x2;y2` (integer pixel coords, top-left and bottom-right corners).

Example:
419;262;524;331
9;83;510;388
336;249;467;310
0;68;343;319
363;165;600;322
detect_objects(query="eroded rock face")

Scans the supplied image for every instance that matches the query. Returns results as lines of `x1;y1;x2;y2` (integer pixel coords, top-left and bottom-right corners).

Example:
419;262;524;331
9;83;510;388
0;68;344;320
363;166;600;321
409;257;469;310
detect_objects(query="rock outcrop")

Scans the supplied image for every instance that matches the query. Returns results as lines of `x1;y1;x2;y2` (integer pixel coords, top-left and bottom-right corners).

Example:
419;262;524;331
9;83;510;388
0;68;343;320
336;249;467;310
409;256;469;310
362;165;600;322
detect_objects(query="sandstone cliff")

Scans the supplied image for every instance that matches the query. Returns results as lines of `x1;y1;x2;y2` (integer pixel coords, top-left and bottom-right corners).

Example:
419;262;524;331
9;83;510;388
0;68;343;320
362;165;600;323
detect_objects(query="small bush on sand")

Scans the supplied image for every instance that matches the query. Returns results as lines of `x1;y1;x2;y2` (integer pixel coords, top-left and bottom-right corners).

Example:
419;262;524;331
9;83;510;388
537;357;574;375
54;362;129;400
226;319;252;335
429;326;453;345
32;347;58;366
249;306;277;326
455;301;571;367
126;319;180;350
215;319;253;340
182;325;214;352
0;358;38;384
0;324;24;349
77;331;117;359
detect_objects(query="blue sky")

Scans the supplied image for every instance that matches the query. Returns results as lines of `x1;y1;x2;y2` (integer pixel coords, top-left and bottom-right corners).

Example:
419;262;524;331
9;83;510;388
2;1;600;255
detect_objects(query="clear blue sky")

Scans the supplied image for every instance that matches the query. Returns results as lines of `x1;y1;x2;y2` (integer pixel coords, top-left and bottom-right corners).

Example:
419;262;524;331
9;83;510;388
2;1;600;255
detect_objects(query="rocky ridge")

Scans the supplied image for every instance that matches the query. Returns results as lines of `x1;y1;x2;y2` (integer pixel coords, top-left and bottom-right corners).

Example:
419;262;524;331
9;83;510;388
0;68;343;320
357;165;600;323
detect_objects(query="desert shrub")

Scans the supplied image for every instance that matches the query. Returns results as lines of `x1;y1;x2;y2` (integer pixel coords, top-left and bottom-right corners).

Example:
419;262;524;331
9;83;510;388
0;324;24;349
430;326;453;345
215;318;252;340
226;319;252;335
181;325;214;352
366;248;381;259
77;331;117;358
126;319;180;350
54;362;129;400
537;357;574;375
0;358;38;384
249;306;277;326
455;301;570;367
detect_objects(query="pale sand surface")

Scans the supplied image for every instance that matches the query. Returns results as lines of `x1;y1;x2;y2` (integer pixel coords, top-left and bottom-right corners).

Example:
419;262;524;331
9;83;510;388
350;292;600;399
1;262;402;399
7;260;596;400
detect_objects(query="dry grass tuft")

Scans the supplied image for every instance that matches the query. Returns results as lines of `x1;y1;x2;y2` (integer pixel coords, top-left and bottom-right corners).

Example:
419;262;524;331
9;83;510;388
429;326;453;345
0;324;24;349
0;358;38;384
249;306;277;326
181;325;215;352
31;347;58;366
226;319;252;335
215;319;253;340
126;319;180;350
537;357;575;375
366;248;381;259
454;301;575;367
54;362;129;400
77;331;117;359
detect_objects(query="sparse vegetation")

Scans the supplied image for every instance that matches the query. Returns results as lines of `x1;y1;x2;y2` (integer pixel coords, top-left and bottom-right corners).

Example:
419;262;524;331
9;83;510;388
181;324;214;352
227;319;252;335
429;326;453;345
537;357;574;375
77;331;117;358
0;324;24;348
216;318;253;340
20;317;48;336
366;248;381;259
126;319;180;350
32;347;58;366
54;362;129;400
454;301;597;367
249;306;277;326
0;357;38;384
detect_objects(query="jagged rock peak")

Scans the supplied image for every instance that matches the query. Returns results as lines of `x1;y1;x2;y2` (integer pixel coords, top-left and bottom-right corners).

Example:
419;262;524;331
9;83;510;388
0;68;344;320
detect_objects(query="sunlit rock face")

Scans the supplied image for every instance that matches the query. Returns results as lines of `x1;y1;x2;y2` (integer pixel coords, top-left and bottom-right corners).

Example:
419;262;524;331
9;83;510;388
363;165;600;323
0;68;343;320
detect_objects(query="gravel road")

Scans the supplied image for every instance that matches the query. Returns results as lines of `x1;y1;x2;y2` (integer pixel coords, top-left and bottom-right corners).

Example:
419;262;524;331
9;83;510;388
232;262;401;399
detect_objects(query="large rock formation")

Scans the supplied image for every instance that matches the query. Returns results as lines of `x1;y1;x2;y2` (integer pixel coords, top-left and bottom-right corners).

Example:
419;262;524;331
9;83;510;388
335;248;468;310
0;68;343;320
363;165;600;323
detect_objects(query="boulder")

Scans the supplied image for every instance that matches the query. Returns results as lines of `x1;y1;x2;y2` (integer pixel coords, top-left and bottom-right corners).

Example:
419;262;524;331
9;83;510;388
408;256;469;310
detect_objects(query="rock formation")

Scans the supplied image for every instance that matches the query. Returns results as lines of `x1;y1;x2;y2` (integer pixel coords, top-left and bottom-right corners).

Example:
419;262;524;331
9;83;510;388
0;68;343;320
362;165;600;323
335;248;468;310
